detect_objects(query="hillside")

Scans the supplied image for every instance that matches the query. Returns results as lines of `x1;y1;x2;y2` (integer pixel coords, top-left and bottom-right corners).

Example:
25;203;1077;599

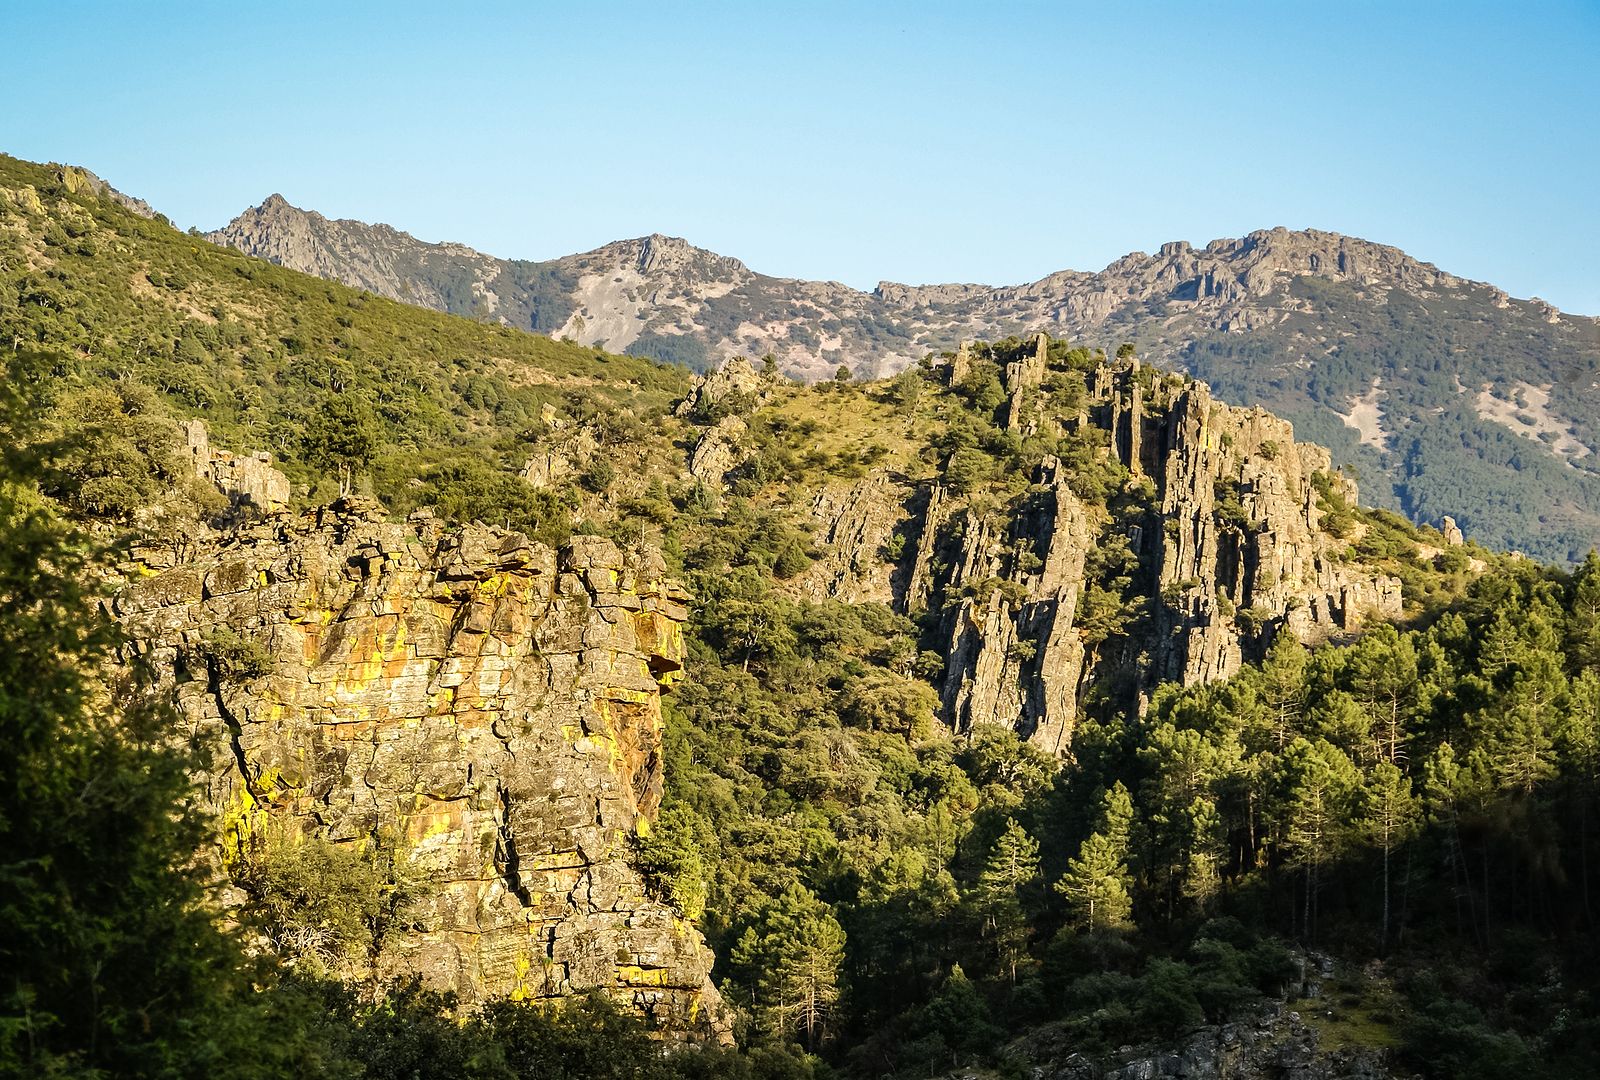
0;154;688;520
210;195;1600;564
7;150;1600;1079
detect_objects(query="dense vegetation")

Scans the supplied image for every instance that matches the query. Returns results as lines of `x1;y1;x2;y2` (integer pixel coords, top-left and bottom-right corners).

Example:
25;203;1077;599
638;424;1600;1078
4;153;1600;1078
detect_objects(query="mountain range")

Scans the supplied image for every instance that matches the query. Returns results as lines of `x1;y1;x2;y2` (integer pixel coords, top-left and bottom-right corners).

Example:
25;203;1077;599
209;196;1600;563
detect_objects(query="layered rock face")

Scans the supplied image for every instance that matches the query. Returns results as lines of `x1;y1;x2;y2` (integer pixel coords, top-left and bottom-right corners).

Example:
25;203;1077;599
113;501;726;1038
794;342;1402;753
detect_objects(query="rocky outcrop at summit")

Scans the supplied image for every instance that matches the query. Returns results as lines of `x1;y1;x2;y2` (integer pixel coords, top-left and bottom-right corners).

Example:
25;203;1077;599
208;195;517;321
674;355;770;419
112;503;727;1039
56;165;157;220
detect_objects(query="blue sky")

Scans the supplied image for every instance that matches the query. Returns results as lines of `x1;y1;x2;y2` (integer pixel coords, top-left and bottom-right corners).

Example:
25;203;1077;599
6;1;1599;312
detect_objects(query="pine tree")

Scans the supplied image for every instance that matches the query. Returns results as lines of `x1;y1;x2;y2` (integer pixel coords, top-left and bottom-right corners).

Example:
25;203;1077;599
1558;672;1600;922
1138;724;1230;918
1056;783;1135;931
1260;634;1309;749
1423;743;1478;942
975;819;1039;980
978;818;1042;898
1279;739;1360;941
1055;837;1132;931
1345;625;1418;766
1571;551;1600;674
1488;645;1564;795
301;394;377;496
916;965;999;1067
776;911;846;1051
1361;761;1419;951
731;884;844;1050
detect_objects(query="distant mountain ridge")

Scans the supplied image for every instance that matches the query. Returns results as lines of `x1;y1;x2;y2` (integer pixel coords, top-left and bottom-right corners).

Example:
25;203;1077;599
209;196;1600;563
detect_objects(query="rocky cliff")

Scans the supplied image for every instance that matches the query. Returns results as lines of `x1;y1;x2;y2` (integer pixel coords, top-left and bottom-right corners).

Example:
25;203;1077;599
112;500;727;1038
788;339;1402;753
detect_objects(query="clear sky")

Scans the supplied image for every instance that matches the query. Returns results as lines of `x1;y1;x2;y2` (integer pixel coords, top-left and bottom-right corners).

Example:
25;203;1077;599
6;1;1599;312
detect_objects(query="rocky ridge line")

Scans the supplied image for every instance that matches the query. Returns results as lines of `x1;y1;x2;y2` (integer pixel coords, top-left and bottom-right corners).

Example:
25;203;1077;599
207;196;1584;384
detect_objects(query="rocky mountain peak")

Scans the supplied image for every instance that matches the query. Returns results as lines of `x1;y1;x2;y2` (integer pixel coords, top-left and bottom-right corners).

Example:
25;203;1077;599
207;196;506;312
588;233;750;281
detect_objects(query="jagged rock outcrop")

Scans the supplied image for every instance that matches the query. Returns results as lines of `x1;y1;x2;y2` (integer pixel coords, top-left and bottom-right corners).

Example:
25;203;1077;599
688;416;748;487
182;419;291;512
1116;361;1402;686
812;340;1404;753
674;355;767;419
915;355;1401;752
924;458;1093;754
112;503;728;1039
796;475;908;606
56;165;157;219
522;404;600;490
1001;332;1049;433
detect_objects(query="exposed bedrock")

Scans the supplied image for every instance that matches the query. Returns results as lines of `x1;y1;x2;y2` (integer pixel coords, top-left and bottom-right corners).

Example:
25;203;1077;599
787;346;1401;753
113;500;728;1040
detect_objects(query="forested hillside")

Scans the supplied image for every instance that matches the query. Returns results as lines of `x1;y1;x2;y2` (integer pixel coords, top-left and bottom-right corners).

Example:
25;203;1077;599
3;152;1600;1080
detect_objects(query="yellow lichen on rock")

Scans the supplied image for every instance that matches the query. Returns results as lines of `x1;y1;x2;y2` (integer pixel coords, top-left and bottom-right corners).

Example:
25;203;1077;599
115;505;726;1040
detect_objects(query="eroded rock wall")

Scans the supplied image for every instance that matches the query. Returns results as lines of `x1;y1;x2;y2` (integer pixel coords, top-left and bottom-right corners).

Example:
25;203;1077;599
788;344;1403;754
114;501;726;1039
931;464;1093;754
1132;366;1403;686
